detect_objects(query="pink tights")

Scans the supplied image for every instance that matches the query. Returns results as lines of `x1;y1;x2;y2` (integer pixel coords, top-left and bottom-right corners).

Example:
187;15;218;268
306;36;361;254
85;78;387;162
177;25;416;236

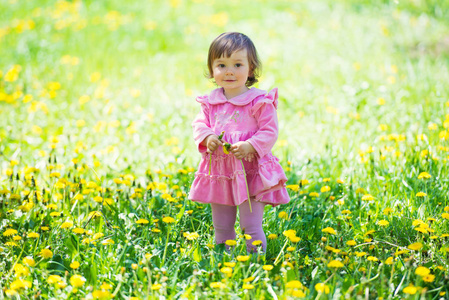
211;200;267;252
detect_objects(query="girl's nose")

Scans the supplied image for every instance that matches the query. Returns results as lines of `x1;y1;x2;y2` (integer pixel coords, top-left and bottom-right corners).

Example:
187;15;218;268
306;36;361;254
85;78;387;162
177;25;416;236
225;68;233;75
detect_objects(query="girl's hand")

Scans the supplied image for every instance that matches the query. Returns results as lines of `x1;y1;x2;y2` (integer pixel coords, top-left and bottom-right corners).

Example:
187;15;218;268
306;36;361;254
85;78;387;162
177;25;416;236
243;153;256;162
230;141;256;160
204;135;223;153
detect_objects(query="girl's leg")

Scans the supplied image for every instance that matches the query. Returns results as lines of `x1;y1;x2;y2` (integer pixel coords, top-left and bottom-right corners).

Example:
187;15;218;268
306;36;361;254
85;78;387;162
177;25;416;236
210;203;237;244
239;200;267;252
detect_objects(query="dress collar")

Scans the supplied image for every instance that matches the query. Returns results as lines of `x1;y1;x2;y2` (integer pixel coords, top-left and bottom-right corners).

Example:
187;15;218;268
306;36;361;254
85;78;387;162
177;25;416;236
208;87;267;106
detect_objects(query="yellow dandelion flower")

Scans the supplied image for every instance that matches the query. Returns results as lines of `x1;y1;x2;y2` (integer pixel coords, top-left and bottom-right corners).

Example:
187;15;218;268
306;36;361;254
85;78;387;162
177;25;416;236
93;196;103;203
320;186;331;193
23;256;35;267
355;251;367;257
237;255;250;262
244;234;252;240
286;280;303;289
40;248;53;259
286;185;299;192
346;240;357;246
224;262;236;267
289;236;301;243
442;213;449;219
367;256;378;261
72;228;85;234
268;234;277;240
403;284;417;295
100;282;113;290
361;194;374;201
3;229;18;236
162;216;175;224
394;250;409;256
60;221;73;229
327;260;344;268
225;240;237;246
322;227;337;235
263;265;273;271
422;274;435;282
377;220;389;226
88;211;102;218
101;239;114;245
47;275;62;284
414;227;428;234
70;261;80;269
416;192;427;197
408;242;423;251
278;211;289;219
291;289;306;297
13;264;30;277
383;207;393;215
210;282;226;289
5;290;18;297
10;279;32;290
242;284;254;290
417;172;431;179
315;283;330;294
220;267;233;275
415;266;430;277
364;230;375;236
252;240;262;246
283;229;297;238
183;232;199;240
70;275;86;288
136;219;149;224
385;257;394;265
92;290;112;298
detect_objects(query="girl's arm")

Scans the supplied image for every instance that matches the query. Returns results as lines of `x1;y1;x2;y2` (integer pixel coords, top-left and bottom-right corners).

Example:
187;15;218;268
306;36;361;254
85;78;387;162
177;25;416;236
245;101;279;158
192;103;216;153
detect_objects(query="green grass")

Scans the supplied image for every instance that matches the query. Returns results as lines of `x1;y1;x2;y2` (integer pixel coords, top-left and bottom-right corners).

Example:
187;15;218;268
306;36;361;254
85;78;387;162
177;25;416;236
1;0;449;299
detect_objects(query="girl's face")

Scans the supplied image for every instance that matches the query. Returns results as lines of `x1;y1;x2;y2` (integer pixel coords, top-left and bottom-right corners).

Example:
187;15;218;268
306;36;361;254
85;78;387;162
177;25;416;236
212;49;251;99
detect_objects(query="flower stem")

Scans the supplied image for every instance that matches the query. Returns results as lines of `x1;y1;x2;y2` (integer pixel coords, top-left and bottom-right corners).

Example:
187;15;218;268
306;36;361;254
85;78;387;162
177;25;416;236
240;160;252;213
209;155;212;176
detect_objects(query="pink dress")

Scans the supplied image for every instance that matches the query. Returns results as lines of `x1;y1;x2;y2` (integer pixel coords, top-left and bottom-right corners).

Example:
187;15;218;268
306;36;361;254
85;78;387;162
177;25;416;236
188;87;290;207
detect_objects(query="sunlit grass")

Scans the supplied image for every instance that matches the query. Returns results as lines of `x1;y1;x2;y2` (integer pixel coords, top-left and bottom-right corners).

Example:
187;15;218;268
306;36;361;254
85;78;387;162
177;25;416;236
1;0;449;299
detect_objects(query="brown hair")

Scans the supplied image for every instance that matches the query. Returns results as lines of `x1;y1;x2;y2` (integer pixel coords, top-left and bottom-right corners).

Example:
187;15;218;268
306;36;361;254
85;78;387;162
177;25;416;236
207;32;261;87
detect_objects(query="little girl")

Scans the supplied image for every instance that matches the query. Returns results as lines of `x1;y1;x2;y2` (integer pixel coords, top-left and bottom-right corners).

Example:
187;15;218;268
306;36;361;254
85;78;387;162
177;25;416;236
188;32;290;252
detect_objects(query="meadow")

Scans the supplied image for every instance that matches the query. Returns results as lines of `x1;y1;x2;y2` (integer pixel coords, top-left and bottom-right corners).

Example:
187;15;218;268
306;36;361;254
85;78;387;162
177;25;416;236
1;0;449;298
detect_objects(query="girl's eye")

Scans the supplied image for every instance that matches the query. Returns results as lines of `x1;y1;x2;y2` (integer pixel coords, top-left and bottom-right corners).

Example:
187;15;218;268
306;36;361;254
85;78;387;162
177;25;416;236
219;64;225;68
235;64;242;67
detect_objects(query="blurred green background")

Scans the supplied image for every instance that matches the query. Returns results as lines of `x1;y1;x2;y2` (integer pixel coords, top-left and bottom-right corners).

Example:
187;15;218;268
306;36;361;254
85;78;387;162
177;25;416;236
1;0;448;176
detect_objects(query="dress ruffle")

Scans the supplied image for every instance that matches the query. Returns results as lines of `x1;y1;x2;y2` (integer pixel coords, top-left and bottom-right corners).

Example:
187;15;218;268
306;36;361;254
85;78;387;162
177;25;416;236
188;131;289;206
251;88;278;115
